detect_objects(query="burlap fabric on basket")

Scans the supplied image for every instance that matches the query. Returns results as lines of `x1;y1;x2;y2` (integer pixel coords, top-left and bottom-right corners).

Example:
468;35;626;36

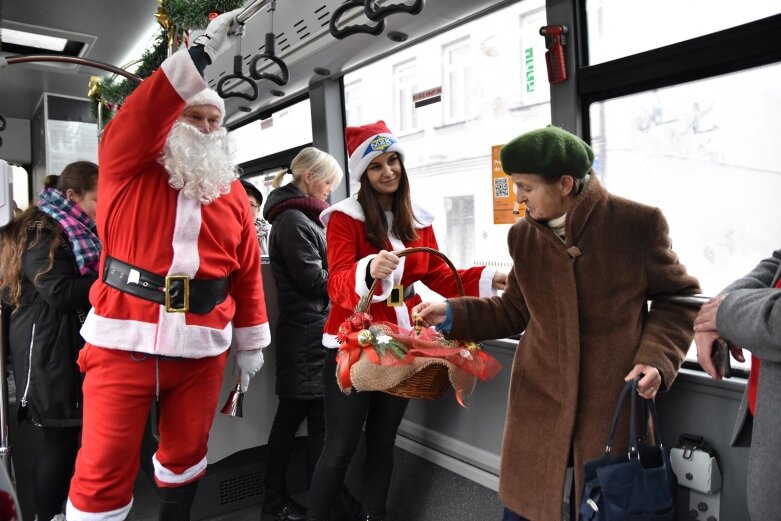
342;355;477;398
334;247;500;404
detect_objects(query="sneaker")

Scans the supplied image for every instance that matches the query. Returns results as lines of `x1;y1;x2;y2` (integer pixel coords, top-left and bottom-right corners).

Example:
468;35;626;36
263;496;307;521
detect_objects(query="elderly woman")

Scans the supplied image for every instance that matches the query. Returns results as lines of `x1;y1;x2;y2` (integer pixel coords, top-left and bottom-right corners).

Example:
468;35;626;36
414;126;700;521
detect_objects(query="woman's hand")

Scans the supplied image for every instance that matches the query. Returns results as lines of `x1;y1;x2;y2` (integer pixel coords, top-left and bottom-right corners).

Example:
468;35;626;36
370;250;400;280
625;364;662;399
411;301;448;327
492;271;507;291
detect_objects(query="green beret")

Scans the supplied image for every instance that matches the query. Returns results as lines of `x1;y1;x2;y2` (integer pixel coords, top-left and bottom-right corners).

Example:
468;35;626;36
500;126;594;178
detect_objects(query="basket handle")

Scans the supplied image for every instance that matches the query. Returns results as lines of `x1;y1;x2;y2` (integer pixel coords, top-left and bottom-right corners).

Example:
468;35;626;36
362;247;465;312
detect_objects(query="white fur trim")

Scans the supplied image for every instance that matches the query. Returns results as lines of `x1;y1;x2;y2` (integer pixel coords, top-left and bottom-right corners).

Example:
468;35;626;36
186;88;225;124
234;322;271;351
348;132;404;183
169;192;201;278
323;332;340;349
153;453;207;485
479;267;498;297
355;254;377;297
385;233;411;330
81;310;233;358
156;192;204;355
161;49;208;106
411;200;434;227
66;498;133;521
320;196;435;228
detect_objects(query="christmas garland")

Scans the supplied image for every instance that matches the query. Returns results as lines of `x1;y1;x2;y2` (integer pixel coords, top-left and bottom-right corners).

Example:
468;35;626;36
89;0;245;123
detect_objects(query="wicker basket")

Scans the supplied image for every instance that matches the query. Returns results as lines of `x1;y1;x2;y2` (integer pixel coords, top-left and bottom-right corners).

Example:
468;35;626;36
363;246;465;400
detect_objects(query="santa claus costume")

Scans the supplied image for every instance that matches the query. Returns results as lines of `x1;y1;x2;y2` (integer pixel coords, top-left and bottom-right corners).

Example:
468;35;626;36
65;26;270;521
306;121;498;520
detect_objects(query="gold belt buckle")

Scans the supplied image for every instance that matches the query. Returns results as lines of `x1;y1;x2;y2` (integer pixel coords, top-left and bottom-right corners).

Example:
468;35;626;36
387;284;404;307
164;275;190;313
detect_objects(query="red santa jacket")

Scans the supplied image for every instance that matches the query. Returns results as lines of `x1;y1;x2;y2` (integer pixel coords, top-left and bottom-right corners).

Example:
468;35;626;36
81;50;270;358
320;197;496;348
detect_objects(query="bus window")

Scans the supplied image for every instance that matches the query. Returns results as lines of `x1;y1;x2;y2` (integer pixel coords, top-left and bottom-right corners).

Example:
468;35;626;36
230;98;312;165
343;0;548;286
586;0;781;65
590;63;781;368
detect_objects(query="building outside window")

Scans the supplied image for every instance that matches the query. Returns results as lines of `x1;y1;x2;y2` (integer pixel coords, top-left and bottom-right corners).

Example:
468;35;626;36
586;2;781;366
442;37;472;124
393;59;419;133
344;80;364;131
343;0;550;296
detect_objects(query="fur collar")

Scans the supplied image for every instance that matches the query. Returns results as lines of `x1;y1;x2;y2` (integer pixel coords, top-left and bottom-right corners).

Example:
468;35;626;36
319;195;434;228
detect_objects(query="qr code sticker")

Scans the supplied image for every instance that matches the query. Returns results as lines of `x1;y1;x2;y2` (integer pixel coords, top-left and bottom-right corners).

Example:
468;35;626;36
494;177;510;198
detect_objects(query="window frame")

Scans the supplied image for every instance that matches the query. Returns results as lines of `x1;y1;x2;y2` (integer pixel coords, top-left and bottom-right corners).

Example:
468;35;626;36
575;6;781;377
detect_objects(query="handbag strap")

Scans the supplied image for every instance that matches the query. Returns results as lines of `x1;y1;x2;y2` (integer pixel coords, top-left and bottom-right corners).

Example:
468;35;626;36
645;392;663;448
604;378;637;454
604;377;665;457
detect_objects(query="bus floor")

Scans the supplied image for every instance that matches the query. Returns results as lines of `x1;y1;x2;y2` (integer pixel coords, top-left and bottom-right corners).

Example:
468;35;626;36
129;439;504;520
10;417;502;521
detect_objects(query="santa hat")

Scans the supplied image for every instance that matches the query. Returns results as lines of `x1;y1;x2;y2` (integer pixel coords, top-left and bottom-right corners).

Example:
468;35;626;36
345;120;404;183
186;88;225;125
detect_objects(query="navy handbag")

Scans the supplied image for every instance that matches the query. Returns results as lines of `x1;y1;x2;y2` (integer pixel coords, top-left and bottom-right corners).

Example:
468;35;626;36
579;378;676;521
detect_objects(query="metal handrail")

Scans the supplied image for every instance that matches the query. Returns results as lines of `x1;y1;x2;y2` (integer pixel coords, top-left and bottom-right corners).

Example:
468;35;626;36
0;1;273;84
0;307;14;483
0;55;143;83
652;294;712;309
237;0;272;25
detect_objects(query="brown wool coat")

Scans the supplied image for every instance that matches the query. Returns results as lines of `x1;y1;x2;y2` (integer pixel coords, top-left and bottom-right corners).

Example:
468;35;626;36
448;176;700;521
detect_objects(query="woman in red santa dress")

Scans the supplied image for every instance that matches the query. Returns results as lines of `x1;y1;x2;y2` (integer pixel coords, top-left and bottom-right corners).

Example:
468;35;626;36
306;121;506;521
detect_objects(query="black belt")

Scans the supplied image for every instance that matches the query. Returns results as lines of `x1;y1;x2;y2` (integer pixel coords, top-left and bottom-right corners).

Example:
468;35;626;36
103;256;230;314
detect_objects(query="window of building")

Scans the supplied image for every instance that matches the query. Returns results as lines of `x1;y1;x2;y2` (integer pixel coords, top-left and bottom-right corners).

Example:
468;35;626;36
442;37;472;124
393;59;419;134
344;80;364;128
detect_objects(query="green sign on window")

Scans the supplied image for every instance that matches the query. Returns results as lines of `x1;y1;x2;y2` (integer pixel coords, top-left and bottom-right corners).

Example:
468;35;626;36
525;47;535;92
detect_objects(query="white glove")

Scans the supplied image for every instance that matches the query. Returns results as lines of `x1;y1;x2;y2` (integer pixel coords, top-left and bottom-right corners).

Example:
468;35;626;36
236;348;264;392
196;8;243;62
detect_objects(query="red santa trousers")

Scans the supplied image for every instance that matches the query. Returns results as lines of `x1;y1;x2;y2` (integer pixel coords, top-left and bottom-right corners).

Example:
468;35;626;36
67;344;228;518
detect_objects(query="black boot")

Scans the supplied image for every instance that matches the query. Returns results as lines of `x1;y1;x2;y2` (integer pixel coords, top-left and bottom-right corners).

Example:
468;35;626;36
158;481;198;521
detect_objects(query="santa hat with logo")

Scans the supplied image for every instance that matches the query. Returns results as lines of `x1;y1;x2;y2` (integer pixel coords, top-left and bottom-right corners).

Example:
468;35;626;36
185;88;226;125
345;120;405;183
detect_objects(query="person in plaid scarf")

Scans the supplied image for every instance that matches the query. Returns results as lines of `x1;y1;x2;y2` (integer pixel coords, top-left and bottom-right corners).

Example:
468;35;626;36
0;161;99;521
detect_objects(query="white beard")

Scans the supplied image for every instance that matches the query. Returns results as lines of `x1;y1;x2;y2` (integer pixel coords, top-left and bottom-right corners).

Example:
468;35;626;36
160;121;238;204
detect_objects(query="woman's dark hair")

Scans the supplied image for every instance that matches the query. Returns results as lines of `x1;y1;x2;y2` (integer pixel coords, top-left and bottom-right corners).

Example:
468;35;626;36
357;156;418;250
42;174;59;189
58;161;98;196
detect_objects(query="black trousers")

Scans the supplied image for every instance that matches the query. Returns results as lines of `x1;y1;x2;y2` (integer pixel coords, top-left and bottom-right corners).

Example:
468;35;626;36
34;425;80;520
263;396;325;502
307;349;409;518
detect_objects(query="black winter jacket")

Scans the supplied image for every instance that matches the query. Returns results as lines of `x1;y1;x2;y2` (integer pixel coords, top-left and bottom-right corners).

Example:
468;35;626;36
263;183;329;399
8;215;96;427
